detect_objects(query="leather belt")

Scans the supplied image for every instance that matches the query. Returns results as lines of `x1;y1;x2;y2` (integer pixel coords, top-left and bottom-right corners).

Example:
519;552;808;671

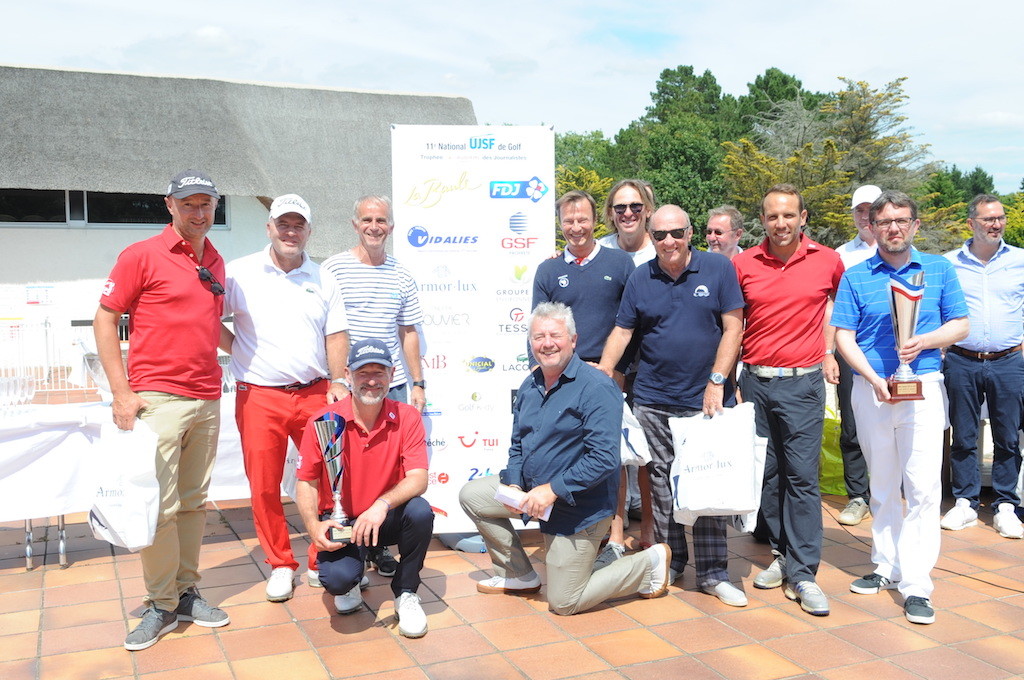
746;362;823;379
241;377;325;391
948;344;1021;361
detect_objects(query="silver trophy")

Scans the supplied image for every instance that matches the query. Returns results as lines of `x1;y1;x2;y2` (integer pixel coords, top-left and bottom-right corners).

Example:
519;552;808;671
314;415;353;544
887;271;925;401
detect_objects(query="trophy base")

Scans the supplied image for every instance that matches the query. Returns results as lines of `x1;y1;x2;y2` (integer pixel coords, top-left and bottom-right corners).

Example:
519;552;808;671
887;376;924;401
329;524;353;545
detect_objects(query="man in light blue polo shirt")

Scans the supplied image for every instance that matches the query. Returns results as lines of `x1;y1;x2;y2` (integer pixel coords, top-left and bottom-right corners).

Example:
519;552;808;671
941;194;1024;539
832;190;968;625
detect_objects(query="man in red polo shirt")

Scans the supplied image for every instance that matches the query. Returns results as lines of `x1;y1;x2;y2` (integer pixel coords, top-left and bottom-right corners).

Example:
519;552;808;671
295;339;433;638
94;169;230;651
732;183;844;617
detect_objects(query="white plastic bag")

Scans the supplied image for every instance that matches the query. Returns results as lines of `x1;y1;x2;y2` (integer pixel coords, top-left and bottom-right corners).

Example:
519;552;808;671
88;420;160;551
668;402;767;525
621;401;652;467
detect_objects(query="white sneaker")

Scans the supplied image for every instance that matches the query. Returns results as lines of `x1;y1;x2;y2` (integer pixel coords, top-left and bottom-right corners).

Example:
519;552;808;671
476;571;541;594
639;543;671;599
994;503;1024;539
395;592;428;638
702;581;748;607
266;567;296;602
940;498;978;530
334;584;363;614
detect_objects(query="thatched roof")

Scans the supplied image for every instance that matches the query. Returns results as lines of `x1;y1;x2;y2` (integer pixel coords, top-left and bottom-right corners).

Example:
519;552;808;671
0;64;476;255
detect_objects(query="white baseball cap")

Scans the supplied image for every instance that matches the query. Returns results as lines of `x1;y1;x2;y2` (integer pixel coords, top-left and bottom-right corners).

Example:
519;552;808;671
851;185;882;208
269;194;311;223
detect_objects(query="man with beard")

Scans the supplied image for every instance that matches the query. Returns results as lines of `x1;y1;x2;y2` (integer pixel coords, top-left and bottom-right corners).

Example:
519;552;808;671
833;190;968;624
295;339;433;638
941;194;1024;539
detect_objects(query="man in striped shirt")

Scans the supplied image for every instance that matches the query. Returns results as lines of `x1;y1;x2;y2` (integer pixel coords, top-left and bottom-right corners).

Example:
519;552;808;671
321;196;426;412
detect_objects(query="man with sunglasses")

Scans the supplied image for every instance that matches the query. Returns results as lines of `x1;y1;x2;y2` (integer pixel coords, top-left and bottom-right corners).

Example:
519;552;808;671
221;194;350;603
941;194;1024;539
599;205;746;605
732;184;844;617
95;170;230;650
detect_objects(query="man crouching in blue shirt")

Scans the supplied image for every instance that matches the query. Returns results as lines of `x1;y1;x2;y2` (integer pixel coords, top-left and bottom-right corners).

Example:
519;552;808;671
459;302;671;614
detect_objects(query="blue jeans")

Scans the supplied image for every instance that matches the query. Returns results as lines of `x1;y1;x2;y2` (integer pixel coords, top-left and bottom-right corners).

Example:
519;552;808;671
387;383;408;404
944;350;1024;508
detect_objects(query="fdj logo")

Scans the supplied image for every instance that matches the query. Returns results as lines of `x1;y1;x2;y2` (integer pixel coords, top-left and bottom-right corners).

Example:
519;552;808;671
489;177;549;202
470;136;495;149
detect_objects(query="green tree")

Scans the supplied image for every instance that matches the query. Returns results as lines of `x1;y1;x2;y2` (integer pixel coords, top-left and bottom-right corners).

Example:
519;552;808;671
738;68;828;124
721;138;851;247
821;77;930;190
1003;193;1024;247
554;131;613;178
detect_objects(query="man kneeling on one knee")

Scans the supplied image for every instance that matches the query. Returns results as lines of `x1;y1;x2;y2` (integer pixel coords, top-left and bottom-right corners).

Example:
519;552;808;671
459;302;671;615
295;339;434;638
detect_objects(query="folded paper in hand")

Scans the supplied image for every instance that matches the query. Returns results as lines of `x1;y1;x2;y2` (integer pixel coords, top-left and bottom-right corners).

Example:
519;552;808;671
494;483;552;521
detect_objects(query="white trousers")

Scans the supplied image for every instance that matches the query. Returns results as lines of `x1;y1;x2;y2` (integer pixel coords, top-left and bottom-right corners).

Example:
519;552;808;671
851;374;947;599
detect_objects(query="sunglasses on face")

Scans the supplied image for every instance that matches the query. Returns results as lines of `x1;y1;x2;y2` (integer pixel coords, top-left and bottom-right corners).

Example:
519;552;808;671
612;203;644;216
651;228;689;242
197;266;225;296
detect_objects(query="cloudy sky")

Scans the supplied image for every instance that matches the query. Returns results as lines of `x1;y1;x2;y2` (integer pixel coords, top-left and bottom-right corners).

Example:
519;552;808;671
7;1;1022;192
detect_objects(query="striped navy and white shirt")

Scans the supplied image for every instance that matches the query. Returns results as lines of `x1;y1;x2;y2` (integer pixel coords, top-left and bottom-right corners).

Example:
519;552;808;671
321;251;424;388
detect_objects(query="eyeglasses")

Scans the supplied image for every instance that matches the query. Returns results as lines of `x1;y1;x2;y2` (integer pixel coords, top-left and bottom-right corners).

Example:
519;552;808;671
197;266;225;296
612;203;645;216
872;218;913;229
705;229;734;236
651;228;689;241
975;215;1008;226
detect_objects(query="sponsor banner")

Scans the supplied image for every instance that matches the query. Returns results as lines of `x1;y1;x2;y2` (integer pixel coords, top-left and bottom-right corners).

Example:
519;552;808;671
393;125;554;533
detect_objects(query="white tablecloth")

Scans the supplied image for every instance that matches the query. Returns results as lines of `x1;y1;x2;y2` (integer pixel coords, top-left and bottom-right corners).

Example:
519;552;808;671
0;399;265;523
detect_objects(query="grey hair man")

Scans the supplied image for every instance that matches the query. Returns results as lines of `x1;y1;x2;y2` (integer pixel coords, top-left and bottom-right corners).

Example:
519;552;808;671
705;205;745;260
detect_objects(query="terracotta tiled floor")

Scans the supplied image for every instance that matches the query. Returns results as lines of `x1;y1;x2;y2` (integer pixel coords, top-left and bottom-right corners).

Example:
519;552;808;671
5;494;1024;679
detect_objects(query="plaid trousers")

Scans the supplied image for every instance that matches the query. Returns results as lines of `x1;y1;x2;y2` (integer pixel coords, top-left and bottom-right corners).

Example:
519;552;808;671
633;403;729;587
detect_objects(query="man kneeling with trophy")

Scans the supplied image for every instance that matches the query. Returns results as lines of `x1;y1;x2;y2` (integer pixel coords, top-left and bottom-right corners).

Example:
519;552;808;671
831;190;968;625
296;339;433;638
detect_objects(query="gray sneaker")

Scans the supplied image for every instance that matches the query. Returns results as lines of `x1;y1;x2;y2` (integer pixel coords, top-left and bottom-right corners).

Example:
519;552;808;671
904;596;935;624
850;573;899;595
176;586;230;628
124;606;178;651
753;554;786;589
592;542;625;571
784;580;829;616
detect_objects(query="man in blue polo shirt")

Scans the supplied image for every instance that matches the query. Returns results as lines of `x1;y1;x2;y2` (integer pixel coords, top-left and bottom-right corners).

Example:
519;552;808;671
941;194;1024;539
832;190;968;625
599;205;746;605
459;302;671;615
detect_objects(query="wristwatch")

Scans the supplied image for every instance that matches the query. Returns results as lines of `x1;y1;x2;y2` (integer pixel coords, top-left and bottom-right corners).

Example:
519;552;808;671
331;378;350;390
708;372;726;385
412;380;426;389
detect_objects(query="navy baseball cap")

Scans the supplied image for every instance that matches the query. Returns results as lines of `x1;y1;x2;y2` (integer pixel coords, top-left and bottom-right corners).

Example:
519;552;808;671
348;339;393;370
166;169;220;199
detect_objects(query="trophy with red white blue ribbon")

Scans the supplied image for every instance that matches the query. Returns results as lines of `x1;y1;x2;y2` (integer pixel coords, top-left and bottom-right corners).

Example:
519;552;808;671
887;271;925;401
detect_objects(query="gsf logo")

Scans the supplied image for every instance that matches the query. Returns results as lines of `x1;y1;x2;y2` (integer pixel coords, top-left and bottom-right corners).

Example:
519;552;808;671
501;237;538;249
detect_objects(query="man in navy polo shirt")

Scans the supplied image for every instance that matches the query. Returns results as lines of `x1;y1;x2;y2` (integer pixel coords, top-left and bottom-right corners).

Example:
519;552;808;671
833;190;968;624
598;205;746;605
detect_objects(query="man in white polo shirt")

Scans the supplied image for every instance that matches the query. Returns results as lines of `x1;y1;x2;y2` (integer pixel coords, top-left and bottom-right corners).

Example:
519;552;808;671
223;194;350;602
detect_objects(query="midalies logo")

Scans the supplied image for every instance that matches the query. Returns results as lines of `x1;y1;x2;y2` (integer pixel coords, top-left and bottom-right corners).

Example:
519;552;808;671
407;226;478;249
489;177;549;202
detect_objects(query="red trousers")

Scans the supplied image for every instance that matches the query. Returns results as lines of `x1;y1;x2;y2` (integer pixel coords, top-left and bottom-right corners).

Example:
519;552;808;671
235;380;328;571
